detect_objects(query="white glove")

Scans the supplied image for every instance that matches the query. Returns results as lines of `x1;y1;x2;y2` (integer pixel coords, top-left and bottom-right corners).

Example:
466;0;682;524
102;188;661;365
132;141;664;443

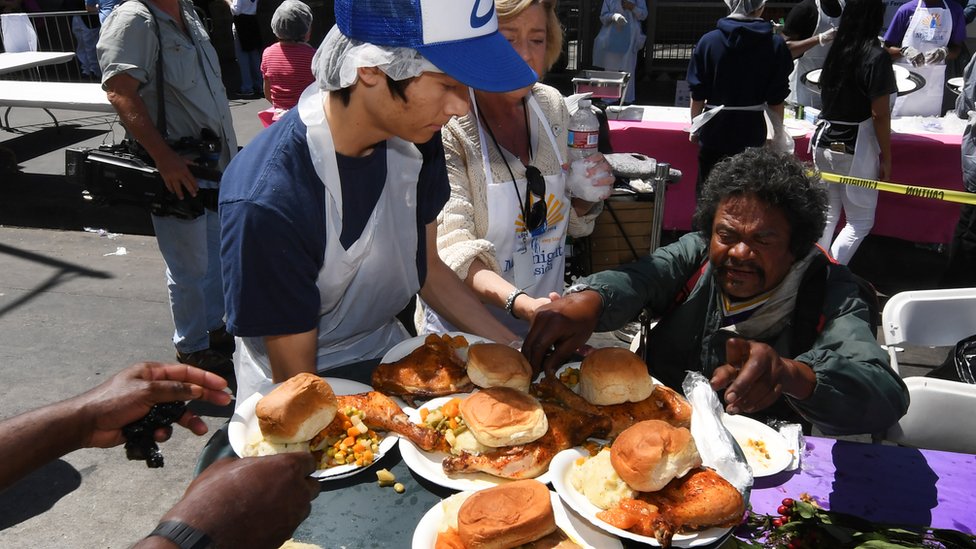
567;157;614;202
817;27;836;46
901;46;926;67
611;12;628;26
924;47;949;65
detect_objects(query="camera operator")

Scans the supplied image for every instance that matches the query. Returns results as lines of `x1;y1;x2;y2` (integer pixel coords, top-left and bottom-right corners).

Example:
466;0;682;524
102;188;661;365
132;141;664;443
96;0;238;380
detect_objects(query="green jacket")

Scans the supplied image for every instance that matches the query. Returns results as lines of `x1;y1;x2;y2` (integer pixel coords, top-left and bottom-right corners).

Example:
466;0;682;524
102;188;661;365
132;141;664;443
581;232;909;436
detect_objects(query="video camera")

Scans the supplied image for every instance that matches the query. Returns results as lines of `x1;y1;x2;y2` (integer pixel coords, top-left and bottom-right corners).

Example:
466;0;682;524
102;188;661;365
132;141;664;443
65;129;223;220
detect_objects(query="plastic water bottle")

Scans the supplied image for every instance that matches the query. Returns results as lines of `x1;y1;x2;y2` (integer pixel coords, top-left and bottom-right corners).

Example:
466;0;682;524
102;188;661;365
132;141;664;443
567;98;600;163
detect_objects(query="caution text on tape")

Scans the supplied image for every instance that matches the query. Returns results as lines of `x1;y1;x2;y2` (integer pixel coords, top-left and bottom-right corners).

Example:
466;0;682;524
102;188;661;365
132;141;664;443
819;171;976;206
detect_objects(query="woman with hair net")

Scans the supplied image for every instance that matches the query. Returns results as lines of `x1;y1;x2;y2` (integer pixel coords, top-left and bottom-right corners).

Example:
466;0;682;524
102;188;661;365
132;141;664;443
686;0;793;197
415;0;613;338
218;0;537;405
261;0;315;119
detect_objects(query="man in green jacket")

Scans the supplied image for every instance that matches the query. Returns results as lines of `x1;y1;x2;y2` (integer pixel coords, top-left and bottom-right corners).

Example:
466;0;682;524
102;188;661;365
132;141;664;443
524;147;908;435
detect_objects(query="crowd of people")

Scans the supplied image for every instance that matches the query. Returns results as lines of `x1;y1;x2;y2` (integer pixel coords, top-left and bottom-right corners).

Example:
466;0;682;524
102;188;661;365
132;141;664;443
8;0;976;545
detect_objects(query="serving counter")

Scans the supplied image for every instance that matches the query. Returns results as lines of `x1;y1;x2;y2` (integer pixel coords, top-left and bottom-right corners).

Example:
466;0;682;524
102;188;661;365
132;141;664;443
608;106;966;245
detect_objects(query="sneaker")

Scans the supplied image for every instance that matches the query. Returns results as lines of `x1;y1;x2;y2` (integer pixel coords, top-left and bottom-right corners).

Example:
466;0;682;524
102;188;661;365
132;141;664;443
209;326;236;359
613;321;641;343
177;348;234;378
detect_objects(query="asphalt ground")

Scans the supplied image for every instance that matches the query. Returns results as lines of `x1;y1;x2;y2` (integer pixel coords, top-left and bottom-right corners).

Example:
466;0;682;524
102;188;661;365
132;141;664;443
0;96;949;548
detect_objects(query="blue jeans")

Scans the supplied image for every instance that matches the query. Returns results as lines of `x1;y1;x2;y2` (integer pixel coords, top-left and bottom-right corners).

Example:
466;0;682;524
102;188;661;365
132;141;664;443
233;31;263;94
151;183;224;354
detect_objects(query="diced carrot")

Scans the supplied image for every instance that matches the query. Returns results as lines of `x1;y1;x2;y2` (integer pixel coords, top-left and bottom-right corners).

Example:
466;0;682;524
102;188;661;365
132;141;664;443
343;436;356;447
353;441;367;453
362;449;373;463
347;427;361;438
448;417;458;430
442;398;460;418
419;408;430;422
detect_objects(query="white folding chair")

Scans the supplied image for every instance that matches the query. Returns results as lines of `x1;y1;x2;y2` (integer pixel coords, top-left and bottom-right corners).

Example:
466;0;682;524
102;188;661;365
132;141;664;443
881;287;976;374
883;376;976;454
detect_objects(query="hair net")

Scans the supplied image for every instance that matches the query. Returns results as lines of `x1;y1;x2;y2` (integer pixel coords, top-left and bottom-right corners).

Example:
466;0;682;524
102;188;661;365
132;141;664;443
271;0;313;41
724;0;767;17
312;26;441;91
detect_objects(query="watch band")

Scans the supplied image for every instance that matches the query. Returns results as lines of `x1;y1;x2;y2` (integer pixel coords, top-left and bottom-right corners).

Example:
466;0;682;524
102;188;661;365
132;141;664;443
564;283;595;295
147;521;213;549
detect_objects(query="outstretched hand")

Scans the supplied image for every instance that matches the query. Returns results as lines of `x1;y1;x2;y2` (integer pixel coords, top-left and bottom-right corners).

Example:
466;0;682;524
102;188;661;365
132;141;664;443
522;290;602;376
73;362;231;449
155;454;320;549
710;338;815;414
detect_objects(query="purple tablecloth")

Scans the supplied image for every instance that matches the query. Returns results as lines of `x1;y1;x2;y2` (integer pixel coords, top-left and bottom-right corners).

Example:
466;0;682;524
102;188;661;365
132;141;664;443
749;436;976;534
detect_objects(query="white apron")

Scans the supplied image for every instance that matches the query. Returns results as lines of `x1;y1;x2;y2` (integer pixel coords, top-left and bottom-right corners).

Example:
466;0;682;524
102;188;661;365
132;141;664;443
423;92;569;337
790;0;845;109
813;117;881;208
236;86;421;402
892;0;952;117
691;103;791;152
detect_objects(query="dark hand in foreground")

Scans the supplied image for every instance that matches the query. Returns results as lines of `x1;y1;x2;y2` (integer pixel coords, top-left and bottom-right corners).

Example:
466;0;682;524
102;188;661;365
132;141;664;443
73;362;231;449
523;290;602;376
156;455;320;549
710;338;816;414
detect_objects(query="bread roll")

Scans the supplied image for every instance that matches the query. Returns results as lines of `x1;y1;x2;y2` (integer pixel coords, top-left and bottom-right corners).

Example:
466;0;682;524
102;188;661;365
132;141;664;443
466;343;533;392
610;419;702;492
460;387;548;448
578;347;654;405
457;479;557;549
256;373;338;444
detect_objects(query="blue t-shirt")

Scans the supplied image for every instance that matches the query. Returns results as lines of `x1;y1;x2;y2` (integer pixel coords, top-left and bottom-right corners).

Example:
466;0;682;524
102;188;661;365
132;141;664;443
219;108;450;337
883;0;967;47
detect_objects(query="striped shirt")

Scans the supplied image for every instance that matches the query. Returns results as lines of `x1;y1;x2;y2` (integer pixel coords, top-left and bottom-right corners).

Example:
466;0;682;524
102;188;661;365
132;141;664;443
260;41;316;112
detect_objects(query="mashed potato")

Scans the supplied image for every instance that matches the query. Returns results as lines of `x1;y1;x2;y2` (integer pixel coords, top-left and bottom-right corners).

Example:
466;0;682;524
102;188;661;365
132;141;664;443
447;429;493;456
243;434;310;457
438;492;473;532
570;448;635;510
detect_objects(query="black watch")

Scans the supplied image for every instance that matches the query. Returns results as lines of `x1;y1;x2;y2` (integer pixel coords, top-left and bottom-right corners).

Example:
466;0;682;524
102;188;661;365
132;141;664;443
146;520;214;549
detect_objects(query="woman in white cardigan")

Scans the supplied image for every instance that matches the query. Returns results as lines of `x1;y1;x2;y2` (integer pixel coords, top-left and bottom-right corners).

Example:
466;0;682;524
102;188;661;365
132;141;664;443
416;0;613;338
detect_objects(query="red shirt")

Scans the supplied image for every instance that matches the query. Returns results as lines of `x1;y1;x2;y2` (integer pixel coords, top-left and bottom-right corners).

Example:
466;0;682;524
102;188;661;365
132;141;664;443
260;41;316;112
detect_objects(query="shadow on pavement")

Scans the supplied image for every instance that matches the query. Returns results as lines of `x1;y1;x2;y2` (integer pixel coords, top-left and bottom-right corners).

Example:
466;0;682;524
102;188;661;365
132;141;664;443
0;459;81;530
1;171;154;236
2;124;108;163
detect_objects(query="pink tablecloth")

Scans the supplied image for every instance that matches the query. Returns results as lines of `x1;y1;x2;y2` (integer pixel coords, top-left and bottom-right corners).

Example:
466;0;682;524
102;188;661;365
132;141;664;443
749;436;975;534
609;120;964;244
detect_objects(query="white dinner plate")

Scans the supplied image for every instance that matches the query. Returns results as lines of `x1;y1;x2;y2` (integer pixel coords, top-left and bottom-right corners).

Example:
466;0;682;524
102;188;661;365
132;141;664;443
719;413;792;478
399;395;552;491
807;66;917;94
549;448;734;547
379;331;491;365
228;378;398;480
411;490;624;549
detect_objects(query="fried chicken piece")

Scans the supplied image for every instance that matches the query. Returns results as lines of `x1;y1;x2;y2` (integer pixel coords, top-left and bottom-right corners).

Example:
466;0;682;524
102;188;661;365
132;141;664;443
598;467;744;547
534;373;691;437
320;391;447;452
371;334;472;406
441;401;611;479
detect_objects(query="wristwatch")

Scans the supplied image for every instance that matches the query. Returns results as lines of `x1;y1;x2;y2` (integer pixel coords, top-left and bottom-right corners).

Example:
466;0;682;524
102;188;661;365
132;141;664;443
146;521;214;549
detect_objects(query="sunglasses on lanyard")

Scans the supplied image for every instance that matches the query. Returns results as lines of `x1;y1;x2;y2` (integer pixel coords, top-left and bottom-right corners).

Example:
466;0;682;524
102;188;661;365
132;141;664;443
524;165;547;232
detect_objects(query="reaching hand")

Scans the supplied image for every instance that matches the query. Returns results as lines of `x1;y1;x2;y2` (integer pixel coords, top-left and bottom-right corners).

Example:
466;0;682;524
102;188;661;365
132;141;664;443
709;338;814;414
924;46;948;65
156;454;320;549
900;46;926;67
72;362;231;449
522;290;602;376
611;12;628;26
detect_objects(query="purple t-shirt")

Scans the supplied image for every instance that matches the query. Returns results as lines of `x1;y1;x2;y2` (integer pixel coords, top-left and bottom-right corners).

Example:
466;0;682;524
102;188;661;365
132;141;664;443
883;0;967;47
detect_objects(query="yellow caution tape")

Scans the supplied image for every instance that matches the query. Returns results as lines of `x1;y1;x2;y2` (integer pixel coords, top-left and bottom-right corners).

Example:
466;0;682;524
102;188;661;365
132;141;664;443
820;171;976;206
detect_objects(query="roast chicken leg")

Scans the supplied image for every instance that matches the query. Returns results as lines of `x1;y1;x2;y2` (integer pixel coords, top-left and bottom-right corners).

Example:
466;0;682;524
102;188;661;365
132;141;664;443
371;334;472;405
329;391;447;452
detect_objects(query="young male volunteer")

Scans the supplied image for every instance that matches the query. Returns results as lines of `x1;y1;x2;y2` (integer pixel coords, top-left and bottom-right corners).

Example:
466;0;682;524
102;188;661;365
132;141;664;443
219;0;539;404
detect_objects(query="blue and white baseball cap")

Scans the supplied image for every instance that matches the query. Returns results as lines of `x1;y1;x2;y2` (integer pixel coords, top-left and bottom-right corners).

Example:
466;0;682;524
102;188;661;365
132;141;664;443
334;0;538;93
